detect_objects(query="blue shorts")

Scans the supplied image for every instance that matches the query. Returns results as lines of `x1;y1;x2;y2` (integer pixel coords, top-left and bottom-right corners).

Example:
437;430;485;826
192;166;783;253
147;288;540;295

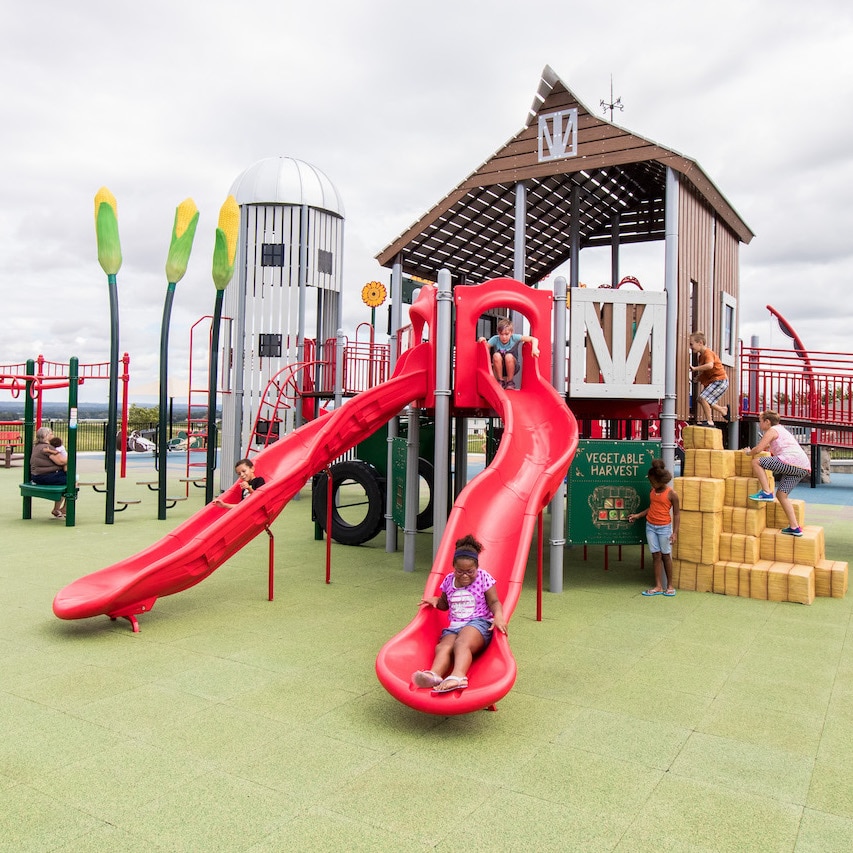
441;617;494;647
646;522;673;555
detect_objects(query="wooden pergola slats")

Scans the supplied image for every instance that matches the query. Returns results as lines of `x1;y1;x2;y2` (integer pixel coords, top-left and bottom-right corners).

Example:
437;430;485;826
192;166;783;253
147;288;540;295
376;66;753;284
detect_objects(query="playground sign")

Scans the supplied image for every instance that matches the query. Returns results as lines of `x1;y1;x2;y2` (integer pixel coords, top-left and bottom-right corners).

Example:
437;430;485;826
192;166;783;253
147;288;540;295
567;440;660;545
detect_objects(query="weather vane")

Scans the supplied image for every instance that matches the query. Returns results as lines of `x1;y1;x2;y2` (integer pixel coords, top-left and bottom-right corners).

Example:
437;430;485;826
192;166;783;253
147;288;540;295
600;75;624;122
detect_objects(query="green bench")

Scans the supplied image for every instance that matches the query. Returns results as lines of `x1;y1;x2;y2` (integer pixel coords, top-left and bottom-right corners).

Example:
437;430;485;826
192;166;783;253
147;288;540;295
20;482;79;527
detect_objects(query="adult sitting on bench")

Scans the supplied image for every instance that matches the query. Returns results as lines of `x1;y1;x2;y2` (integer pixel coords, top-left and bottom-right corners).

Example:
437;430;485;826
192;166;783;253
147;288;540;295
30;426;68;518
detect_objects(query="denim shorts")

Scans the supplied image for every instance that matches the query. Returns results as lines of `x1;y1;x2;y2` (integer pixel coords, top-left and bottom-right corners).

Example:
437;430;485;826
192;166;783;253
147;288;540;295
441;617;494;647
646;522;673;555
32;471;66;486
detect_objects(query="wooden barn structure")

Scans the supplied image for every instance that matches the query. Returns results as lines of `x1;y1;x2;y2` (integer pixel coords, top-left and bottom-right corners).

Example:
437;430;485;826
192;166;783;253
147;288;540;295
376;66;754;463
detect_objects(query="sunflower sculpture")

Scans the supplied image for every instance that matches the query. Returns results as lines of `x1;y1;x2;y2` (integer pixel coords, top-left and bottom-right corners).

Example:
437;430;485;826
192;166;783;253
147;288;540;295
361;281;387;308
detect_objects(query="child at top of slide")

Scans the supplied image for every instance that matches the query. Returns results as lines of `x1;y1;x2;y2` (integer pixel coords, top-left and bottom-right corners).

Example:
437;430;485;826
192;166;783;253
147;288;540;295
478;317;539;390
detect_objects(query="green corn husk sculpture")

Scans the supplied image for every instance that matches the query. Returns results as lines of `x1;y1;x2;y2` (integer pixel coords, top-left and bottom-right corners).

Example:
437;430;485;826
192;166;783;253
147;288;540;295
94;187;122;523
165;198;200;283
94;187;122;276
205;195;240;501
158;198;200;519
212;195;239;290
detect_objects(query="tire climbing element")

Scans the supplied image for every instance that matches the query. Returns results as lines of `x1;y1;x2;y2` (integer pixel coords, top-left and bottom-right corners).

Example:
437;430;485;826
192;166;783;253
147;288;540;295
312;460;385;546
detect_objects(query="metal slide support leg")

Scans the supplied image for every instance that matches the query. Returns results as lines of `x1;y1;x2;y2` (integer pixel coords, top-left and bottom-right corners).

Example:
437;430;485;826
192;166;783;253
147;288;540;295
266;525;275;601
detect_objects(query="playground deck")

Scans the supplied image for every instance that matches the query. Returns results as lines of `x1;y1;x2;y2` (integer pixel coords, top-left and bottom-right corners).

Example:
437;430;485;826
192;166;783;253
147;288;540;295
2;458;853;850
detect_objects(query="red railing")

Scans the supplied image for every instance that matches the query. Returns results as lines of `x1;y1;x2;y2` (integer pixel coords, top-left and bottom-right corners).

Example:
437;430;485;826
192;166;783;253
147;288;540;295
740;345;853;428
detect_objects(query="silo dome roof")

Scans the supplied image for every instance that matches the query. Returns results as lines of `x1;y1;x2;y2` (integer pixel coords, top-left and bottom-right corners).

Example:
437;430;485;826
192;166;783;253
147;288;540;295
229;156;344;217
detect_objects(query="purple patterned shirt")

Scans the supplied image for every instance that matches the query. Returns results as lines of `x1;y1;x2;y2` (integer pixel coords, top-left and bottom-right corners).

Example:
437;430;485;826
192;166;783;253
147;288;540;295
440;568;497;627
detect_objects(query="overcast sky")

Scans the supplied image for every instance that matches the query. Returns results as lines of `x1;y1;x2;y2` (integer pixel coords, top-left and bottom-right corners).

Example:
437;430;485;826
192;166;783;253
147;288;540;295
2;0;851;404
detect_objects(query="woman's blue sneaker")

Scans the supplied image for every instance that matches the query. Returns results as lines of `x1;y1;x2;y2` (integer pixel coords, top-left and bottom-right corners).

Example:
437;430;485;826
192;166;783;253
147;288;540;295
748;491;774;501
781;526;804;537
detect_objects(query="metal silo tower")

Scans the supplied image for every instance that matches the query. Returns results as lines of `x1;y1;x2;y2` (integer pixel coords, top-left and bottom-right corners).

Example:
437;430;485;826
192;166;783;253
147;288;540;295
219;156;344;486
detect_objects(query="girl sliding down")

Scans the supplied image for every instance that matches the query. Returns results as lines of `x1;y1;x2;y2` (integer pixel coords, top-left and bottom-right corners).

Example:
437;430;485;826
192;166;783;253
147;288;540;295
412;534;507;694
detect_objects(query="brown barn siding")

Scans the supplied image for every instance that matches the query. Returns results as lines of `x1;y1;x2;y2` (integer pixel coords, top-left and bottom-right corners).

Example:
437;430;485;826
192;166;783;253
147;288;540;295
676;181;741;421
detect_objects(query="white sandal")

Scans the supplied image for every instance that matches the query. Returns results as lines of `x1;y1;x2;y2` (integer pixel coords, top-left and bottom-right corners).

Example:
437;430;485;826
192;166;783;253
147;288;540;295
412;670;442;688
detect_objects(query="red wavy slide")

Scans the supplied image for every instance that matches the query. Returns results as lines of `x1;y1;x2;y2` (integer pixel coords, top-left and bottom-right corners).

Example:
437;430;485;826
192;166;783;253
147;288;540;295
53;335;577;715
375;343;578;714
52;343;432;628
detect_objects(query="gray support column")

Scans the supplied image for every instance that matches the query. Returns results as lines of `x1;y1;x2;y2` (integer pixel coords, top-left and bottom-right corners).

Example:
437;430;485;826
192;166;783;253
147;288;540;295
512;181;527;330
513;181;527;283
403;406;419;571
385;255;403;552
570;186;580;288
662;167;680;472
432;269;453;557
231;247;248;480
296;203;309;429
610;211;620;286
550;275;568;592
334;329;344;409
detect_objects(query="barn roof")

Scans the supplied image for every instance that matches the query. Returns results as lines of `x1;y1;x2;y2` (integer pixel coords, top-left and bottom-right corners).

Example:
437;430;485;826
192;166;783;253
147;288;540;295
376;66;753;284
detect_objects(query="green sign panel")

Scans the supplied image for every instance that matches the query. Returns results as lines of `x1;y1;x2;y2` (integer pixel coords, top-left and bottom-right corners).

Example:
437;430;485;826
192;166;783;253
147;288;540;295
390;436;408;527
567;440;661;545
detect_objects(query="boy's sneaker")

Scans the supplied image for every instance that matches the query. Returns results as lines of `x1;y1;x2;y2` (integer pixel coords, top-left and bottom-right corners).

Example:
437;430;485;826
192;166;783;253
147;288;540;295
748;491;774;502
781;526;804;537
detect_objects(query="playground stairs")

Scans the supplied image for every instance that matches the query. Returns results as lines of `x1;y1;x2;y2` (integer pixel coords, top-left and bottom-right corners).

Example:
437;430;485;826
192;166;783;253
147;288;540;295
245;364;304;457
670;425;848;604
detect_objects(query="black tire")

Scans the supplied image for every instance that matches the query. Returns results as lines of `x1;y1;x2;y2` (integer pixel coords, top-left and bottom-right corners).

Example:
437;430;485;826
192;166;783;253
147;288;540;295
416;457;434;531
312;460;385;546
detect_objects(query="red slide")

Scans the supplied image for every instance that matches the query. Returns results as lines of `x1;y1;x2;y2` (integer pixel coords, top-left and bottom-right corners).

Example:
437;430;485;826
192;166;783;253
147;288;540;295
375;341;578;714
52;343;432;628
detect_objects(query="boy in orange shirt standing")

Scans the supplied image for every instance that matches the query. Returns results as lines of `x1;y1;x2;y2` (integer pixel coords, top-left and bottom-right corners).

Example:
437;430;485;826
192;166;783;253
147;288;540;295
688;331;730;427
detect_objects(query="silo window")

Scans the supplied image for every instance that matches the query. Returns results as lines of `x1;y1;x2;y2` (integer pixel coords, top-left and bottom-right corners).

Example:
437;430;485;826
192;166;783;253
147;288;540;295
261;244;285;267
317;249;333;275
258;334;282;357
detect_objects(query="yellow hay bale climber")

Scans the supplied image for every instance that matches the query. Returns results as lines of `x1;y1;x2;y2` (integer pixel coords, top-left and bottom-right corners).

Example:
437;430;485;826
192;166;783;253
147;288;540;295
766;499;805;529
673;559;696;591
787;565;815;605
814;559;849;598
712;561;726;594
673;510;722;564
760;526;824;564
832;562;849;598
767;562;794;602
749;560;772;600
739;563;752;597
719;532;760;564
696;562;714;592
682;449;708;477
710;450;736;479
760;529;794;562
682;425;723;450
725;475;775;508
673;477;725;512
722;505;767;537
683;449;736;479
718;560;743;596
794;527;825;564
734;450;771;477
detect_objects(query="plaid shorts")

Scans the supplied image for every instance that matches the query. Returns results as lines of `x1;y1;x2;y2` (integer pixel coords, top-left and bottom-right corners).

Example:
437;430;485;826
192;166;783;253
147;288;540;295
757;456;809;494
700;378;729;405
